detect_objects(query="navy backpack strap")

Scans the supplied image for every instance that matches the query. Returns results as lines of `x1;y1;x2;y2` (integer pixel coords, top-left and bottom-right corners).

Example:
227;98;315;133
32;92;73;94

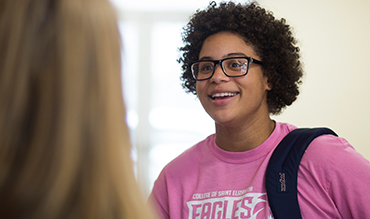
266;128;337;219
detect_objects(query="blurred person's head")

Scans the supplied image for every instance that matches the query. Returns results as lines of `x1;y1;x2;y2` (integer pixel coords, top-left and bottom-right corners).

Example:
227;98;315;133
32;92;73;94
0;0;155;218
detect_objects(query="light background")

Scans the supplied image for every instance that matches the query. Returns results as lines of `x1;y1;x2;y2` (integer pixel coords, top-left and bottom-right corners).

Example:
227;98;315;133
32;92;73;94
110;0;370;195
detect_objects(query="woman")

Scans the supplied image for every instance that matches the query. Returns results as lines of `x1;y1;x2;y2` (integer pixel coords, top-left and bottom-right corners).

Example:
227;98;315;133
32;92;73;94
149;2;370;218
0;0;156;218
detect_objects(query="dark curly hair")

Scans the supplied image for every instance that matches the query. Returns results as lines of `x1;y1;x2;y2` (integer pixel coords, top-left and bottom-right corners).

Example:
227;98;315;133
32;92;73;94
178;1;303;115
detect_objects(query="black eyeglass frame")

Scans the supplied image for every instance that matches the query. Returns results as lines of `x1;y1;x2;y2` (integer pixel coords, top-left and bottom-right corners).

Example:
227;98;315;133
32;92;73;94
191;56;263;81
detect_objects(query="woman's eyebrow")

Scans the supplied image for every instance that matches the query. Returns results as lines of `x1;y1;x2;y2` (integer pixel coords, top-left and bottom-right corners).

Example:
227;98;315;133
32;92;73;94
198;56;213;61
198;53;247;61
224;52;247;58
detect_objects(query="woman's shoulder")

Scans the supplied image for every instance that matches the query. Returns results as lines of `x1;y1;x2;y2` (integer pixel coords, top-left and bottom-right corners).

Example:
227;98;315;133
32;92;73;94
305;134;355;160
301;133;369;176
275;123;356;162
160;134;216;174
275;123;368;171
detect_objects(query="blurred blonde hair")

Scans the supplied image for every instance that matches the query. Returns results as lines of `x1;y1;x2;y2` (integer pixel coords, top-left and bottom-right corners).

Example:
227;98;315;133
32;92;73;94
0;0;155;218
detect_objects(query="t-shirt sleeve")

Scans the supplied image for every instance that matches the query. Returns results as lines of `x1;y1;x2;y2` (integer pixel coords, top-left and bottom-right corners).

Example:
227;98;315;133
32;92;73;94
148;169;170;219
299;135;370;218
328;138;370;218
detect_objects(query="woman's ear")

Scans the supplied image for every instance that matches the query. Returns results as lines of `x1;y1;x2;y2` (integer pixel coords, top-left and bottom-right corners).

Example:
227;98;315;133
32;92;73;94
265;77;273;91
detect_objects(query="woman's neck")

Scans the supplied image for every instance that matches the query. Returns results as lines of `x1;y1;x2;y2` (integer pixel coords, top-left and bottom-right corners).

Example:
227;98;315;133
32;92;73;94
215;117;275;152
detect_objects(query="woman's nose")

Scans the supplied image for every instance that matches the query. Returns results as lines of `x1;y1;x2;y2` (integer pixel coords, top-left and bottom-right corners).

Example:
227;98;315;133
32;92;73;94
210;64;230;83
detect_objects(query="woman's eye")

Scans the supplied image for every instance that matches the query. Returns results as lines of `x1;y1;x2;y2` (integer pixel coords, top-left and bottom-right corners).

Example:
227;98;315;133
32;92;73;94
228;61;244;69
200;64;213;72
231;62;242;67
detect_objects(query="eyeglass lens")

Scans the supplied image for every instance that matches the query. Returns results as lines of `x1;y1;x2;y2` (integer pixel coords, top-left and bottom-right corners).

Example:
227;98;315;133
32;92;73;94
192;58;249;80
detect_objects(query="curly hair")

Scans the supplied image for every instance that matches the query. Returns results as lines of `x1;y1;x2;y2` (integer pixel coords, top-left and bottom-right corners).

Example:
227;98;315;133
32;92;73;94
179;1;303;115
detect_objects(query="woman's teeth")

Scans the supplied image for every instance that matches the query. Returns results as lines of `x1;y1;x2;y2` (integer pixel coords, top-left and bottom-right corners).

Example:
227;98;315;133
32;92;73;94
211;92;237;100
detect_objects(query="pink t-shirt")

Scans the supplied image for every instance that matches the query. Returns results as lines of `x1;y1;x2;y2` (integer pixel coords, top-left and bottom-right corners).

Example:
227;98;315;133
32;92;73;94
149;122;370;219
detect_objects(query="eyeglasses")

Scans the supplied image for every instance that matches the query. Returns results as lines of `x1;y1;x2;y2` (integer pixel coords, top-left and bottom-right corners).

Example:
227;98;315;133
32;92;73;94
191;56;263;81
